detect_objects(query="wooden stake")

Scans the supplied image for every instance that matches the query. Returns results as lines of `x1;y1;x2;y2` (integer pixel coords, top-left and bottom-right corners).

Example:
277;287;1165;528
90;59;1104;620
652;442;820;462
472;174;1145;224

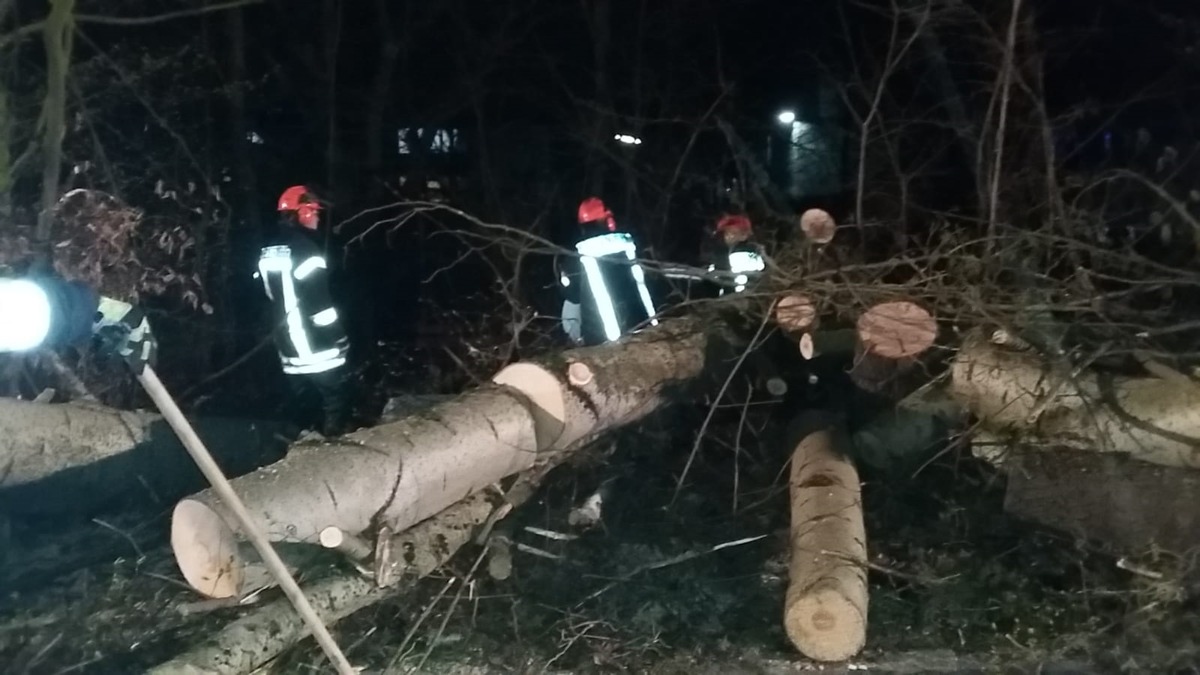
784;421;867;662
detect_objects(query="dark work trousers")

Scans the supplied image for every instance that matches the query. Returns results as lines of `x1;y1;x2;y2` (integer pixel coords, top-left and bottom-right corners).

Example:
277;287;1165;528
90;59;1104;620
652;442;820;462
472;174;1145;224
286;366;352;436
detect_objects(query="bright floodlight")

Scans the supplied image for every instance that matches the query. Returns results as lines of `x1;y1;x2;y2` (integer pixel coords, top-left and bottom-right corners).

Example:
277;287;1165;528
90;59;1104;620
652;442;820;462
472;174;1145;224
777;110;796;125
614;133;643;145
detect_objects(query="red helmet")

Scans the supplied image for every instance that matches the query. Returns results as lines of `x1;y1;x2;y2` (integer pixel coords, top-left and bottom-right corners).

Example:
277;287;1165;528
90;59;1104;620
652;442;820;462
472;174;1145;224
577;197;616;231
716;214;752;234
278;185;321;230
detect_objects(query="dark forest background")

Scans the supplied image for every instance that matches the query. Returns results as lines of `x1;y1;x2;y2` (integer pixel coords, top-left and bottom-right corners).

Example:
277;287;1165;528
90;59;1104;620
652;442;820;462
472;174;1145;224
0;0;1196;417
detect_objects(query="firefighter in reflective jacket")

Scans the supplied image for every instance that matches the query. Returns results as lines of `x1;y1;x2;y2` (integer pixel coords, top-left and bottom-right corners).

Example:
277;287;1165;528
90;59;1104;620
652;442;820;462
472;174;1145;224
558;197;659;346
255;185;351;436
705;214;766;295
0;274;156;372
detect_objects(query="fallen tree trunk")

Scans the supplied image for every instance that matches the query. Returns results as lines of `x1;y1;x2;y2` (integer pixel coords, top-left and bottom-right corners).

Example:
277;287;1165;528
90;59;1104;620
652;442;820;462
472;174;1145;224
0;397;291;515
151;468;550;675
172;317;740;598
783;413;868;662
950;331;1200;469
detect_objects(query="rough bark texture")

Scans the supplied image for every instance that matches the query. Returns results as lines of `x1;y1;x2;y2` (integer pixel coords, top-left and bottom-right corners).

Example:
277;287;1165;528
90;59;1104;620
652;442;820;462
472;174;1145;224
171;316;736;598
784;414;868;663
0;398;290;514
1004;449;1200;558
491;317;710;450
172;385;539;598
151;467;549;675
951;331;1200;469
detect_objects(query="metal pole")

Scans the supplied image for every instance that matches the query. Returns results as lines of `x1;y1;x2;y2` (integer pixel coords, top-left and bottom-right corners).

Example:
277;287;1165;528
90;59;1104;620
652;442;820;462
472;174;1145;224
136;365;357;675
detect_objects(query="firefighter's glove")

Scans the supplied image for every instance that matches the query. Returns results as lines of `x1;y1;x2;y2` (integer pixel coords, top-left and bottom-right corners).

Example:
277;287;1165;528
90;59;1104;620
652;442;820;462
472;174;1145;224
94;298;158;375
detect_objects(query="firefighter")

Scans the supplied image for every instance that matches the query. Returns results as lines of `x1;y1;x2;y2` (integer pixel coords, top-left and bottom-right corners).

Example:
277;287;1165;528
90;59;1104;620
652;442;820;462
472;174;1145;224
705;213;766;295
0;274;156;372
557;197;659;346
255;185;351;436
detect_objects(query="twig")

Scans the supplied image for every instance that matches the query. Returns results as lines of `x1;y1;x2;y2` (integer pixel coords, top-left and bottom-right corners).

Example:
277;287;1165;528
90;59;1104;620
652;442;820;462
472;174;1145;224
92;518;144;560
985;0;1022;254
389;577;457;670
178;333;274;400
409;547;491;674
671;301;776;505
515;542;563;560
576;534;767;605
523;526;579;542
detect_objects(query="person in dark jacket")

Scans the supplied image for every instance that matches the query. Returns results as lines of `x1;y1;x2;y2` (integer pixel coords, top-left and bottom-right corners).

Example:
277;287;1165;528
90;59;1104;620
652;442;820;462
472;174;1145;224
255;185;351;436
0;274;156;372
704;213;766;295
557;197;659;346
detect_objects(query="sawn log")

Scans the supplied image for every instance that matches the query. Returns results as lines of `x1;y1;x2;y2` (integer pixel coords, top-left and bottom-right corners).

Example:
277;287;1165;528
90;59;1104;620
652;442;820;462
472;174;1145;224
0;397;291;515
171;317;741;598
950;331;1200;469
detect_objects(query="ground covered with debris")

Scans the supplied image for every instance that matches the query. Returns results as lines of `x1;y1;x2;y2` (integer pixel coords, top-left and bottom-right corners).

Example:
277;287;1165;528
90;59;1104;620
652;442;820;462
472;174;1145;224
3;395;1199;674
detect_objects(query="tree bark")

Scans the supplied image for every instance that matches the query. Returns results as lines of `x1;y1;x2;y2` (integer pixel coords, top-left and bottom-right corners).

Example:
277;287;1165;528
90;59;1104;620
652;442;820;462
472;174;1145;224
36;0;75;241
171;317;738;598
151;466;550;675
0;397;291;515
950;331;1200;469
362;0;399;203
783;413;868;662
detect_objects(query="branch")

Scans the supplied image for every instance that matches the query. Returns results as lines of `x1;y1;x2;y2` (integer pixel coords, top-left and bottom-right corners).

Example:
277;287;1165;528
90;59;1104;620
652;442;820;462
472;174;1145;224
76;0;265;27
0;0;264;49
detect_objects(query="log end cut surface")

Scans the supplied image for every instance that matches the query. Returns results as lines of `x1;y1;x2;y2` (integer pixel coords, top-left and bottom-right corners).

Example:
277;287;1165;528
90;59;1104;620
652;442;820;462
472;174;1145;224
856;301;937;360
785;584;867;663
493;362;567;448
776;293;817;334
171;498;243;599
800;208;837;244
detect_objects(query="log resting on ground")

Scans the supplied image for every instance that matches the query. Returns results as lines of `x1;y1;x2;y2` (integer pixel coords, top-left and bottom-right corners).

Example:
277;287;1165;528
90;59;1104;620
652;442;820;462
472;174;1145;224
783;412;868;662
172;317;739;598
950;331;1200;469
0;397;291;515
151;469;549;675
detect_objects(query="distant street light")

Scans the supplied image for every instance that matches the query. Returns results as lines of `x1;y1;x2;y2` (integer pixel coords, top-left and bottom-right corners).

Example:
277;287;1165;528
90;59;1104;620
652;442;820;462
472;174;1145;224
777;110;796;125
614;133;643;145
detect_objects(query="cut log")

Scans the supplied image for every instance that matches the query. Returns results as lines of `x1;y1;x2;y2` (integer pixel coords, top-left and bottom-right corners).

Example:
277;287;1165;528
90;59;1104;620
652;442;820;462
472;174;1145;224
800;208;837;245
490;318;711;450
950;331;1200;469
151;465;549;675
784;413;867;662
319;527;372;561
850;301;937;396
774;292;818;336
171;317;739;598
797;329;859;361
0;397;291;515
172;386;539;598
